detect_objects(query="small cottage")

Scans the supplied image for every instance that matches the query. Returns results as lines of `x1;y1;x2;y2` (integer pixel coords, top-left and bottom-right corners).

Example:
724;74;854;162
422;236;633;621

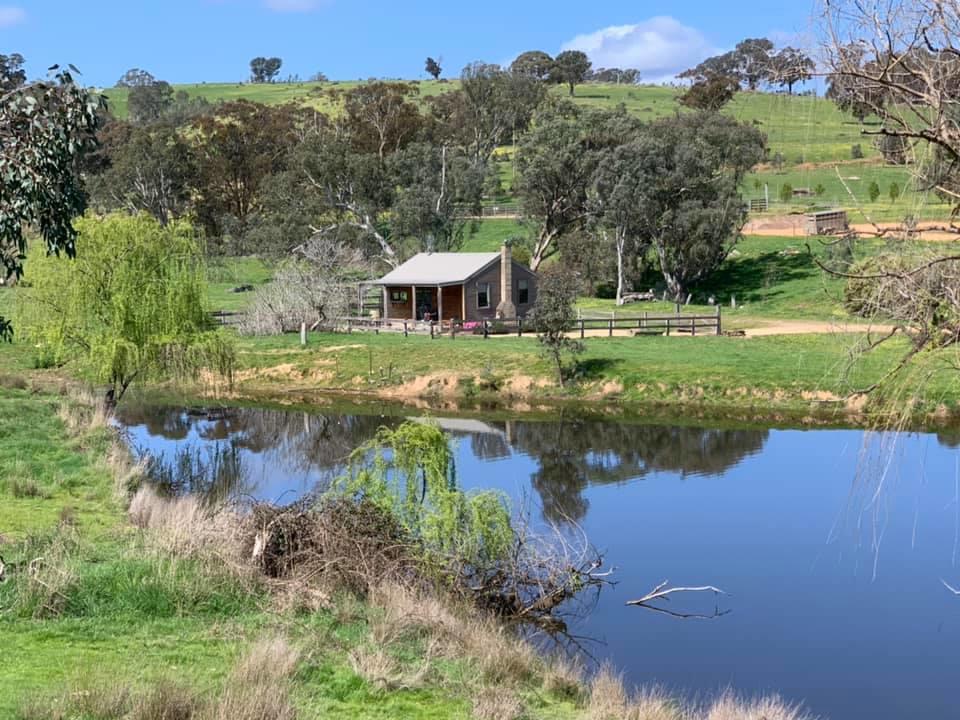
374;243;536;323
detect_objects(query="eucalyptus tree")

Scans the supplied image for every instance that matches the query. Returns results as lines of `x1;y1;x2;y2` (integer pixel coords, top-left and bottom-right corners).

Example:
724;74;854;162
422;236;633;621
510;51;554;80
425;57;442;80
0;53;26;91
513;103;595;270
768;47;815;94
128;80;175;124
87;122;197;226
429;63;545;168
336;81;423;162
0;64;104;338
623;112;765;301
191;101;302;251
590;142;650;304
15;214;235;401
551;50;592;96
115;68;156;88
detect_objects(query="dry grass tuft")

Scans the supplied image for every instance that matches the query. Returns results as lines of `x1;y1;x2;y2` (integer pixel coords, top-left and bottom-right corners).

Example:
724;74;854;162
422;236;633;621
57;391;110;434
705;691;816;720
348;646;407;690
131;680;203;720
0;373;28;391
470;687;526;720
105;441;148;500
586;664;690;720
542;654;585;702
367;582;538;689
209;636;300;720
587;663;631;720
129;486;242;561
13;528;80;619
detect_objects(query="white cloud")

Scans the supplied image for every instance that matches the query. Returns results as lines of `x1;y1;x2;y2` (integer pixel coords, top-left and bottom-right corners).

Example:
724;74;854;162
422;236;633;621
0;6;25;28
561;16;720;82
263;0;324;11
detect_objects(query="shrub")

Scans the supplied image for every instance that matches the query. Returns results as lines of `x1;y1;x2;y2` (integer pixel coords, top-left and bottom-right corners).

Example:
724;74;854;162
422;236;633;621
851;143;864;159
867;180;881;202
779;184;794;203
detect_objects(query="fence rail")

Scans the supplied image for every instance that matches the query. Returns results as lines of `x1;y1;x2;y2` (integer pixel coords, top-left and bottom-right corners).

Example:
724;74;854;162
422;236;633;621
211;308;723;338
331;308;722;339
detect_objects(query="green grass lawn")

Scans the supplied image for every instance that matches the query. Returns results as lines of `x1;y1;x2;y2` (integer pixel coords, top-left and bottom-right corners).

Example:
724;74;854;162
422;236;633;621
205;256;275;312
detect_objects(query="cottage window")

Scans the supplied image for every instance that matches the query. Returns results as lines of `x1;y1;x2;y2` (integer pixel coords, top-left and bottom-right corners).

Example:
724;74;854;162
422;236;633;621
477;282;490;309
390;290;408;303
517;279;529;305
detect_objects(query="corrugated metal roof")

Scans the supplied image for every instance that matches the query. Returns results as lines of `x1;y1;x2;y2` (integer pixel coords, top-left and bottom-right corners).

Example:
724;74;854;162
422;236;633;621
375;252;499;286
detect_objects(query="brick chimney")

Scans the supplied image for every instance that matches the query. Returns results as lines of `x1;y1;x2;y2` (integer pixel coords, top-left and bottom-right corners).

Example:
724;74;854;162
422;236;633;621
496;242;517;319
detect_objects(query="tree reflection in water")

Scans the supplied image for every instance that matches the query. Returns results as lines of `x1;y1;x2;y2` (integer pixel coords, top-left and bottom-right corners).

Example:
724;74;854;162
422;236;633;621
119;405;768;525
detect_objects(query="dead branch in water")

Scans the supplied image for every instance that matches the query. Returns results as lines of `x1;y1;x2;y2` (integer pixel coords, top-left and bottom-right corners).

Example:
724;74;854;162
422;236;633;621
627;580;730;620
942;579;960;596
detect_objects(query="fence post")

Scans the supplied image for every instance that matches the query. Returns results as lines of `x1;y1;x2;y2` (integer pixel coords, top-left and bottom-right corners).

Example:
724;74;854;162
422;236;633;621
430;322;435;339
300;321;307;346
403;321;408;338
692;317;696;337
643;311;647;330
716;305;722;336
347;319;352;334
608;318;614;337
483;320;489;339
580;319;585;339
517;318;523;337
666;317;671;336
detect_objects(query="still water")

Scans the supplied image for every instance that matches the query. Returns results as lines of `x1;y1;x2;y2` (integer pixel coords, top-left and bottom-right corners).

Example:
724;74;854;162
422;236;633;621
117;403;960;719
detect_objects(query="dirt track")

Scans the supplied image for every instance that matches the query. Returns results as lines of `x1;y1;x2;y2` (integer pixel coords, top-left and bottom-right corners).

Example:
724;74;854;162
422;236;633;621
744;215;960;241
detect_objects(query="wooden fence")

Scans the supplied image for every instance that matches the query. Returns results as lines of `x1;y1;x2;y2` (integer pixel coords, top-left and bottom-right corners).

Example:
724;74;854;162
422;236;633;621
334;308;722;339
211;308;723;338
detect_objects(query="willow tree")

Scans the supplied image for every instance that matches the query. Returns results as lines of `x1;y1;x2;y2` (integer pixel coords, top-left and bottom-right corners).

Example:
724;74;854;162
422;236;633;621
16;214;235;400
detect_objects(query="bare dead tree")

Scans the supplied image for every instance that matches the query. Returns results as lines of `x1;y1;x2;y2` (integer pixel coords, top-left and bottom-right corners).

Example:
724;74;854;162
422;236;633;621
239;236;368;335
816;1;960;399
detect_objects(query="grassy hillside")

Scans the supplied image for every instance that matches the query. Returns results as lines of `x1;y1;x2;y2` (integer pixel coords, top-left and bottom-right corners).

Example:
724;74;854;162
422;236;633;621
101;79;946;223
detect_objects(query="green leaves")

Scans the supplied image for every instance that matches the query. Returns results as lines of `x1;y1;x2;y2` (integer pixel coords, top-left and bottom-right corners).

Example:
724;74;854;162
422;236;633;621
15;213;235;399
0;64;105;296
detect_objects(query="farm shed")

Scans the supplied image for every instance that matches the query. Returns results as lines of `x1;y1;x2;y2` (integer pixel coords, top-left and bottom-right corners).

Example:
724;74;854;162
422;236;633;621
805;210;849;235
374;244;537;323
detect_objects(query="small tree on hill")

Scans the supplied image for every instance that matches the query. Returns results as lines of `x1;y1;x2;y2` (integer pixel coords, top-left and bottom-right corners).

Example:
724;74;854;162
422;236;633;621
425;57;442;80
16;214;235;401
511;51;554;80
116;68;156;88
0;53;26;91
867;180;881;202
250;57;282;83
533;266;584;387
551;50;592;96
779;183;794;203
889;182;902;203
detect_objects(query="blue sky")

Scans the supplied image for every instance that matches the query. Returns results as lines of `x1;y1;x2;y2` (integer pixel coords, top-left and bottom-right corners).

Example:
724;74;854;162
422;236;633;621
3;1;815;87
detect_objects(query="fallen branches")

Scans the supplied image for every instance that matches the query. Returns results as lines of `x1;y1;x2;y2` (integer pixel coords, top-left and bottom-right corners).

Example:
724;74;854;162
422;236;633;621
626;580;730;620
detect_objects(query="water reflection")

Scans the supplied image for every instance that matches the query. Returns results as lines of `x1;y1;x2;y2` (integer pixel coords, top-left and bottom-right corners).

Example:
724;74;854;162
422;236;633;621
118;405;767;519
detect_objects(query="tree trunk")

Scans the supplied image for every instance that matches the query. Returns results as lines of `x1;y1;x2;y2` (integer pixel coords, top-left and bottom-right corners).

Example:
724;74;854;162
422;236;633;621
615;228;626;306
568;82;575;97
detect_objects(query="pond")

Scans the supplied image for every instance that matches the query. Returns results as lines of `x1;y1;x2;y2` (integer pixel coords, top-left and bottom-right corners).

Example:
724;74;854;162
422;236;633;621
117;402;960;719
